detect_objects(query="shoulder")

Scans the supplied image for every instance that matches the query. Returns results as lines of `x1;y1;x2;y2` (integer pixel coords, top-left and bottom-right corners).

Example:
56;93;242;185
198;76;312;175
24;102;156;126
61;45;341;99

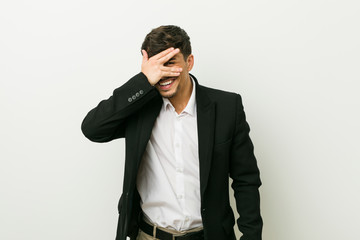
191;74;244;107
198;84;241;105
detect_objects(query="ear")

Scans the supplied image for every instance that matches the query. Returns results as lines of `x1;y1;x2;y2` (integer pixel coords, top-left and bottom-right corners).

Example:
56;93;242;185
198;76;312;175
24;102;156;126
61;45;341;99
186;54;194;72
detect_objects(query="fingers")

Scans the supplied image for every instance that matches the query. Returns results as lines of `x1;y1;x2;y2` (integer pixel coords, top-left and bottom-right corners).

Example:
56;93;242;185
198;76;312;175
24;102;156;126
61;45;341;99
144;47;180;63
159;66;182;78
154;47;175;60
161;71;182;78
160;66;182;76
160;66;182;73
159;48;180;63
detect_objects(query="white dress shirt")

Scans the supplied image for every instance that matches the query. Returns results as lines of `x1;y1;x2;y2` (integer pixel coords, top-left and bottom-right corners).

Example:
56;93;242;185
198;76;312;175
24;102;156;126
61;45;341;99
136;78;202;231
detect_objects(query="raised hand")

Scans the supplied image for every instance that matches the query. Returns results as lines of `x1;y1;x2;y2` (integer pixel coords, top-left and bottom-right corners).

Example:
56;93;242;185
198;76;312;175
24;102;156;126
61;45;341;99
141;47;183;86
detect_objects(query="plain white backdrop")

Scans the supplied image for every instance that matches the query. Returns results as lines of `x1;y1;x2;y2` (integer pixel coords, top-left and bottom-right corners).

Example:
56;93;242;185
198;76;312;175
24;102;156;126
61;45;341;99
1;0;359;239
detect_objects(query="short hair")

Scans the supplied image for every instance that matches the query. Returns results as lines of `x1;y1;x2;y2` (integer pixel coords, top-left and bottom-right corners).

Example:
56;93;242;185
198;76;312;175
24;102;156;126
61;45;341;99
141;25;192;60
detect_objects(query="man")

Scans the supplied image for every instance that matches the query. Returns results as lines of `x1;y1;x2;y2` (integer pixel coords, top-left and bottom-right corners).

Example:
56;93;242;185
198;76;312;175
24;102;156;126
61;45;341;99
81;25;262;240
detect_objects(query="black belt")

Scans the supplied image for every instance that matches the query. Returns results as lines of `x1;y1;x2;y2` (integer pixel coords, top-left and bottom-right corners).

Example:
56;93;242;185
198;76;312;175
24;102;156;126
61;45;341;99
139;218;204;240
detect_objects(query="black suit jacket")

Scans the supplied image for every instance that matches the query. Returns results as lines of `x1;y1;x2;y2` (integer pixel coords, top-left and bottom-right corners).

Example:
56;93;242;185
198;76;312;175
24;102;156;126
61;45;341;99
81;73;262;240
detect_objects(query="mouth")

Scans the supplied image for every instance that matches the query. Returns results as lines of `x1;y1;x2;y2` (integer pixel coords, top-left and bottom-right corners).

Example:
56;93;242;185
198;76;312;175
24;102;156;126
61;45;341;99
157;77;177;90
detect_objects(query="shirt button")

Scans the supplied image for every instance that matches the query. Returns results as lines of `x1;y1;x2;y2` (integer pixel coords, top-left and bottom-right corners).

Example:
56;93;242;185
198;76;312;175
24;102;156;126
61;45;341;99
176;168;183;173
175;143;180;148
177;194;183;199
139;90;144;94
132;95;136;100
185;216;190;221
136;92;140;97
128;98;132;102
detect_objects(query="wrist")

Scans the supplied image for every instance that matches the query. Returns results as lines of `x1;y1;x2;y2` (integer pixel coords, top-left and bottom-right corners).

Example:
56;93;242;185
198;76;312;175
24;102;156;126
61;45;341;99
140;72;156;87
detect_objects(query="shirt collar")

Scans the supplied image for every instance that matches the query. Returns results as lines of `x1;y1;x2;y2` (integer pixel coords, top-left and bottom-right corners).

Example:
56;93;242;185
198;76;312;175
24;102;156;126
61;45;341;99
162;76;196;116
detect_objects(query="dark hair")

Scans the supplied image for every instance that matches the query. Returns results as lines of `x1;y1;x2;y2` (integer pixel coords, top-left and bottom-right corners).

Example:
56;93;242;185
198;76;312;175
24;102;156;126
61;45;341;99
141;25;192;60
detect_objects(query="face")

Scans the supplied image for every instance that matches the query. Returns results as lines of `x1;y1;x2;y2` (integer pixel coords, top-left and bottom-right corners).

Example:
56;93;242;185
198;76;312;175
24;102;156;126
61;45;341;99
155;52;194;99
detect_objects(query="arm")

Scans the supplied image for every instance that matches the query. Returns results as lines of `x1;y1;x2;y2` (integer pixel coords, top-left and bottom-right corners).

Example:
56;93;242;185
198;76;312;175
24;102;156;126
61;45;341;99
230;94;263;240
81;47;183;142
81;72;157;142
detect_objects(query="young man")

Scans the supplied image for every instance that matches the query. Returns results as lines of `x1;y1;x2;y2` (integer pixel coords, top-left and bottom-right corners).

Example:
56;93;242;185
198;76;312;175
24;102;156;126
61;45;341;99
81;25;262;240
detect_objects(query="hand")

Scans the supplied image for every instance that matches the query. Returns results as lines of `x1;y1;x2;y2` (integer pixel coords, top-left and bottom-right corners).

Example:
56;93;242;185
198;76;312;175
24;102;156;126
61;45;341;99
141;48;183;86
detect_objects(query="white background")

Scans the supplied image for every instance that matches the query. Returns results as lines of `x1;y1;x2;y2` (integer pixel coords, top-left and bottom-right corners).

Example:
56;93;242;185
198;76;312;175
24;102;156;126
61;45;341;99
1;0;359;239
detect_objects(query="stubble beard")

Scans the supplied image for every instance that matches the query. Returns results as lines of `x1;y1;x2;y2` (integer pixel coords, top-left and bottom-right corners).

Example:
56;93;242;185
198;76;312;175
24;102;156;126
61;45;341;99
158;81;180;99
161;87;179;99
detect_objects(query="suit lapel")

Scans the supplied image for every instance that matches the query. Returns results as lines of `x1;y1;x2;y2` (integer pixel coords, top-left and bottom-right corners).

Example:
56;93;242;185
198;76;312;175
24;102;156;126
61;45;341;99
192;74;216;196
136;95;163;169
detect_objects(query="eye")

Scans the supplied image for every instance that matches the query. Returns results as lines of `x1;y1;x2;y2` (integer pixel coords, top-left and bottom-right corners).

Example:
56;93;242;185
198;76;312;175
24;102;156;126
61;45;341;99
165;61;175;66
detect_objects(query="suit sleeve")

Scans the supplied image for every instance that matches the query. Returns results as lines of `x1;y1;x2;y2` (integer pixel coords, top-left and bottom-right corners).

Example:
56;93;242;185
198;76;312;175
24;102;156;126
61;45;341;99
230;94;263;240
81;72;158;142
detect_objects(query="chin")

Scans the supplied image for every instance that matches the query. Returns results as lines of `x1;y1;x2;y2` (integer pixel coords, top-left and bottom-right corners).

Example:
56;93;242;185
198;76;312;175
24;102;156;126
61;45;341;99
160;90;177;99
157;84;179;99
